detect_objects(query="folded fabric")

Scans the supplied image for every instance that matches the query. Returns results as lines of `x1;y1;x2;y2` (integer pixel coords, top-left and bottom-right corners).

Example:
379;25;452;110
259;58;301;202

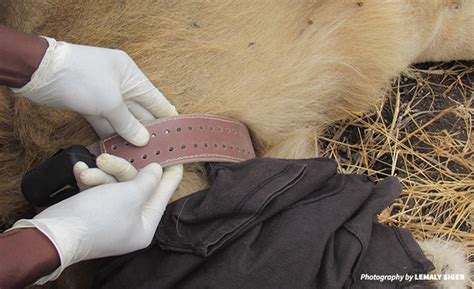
92;158;434;289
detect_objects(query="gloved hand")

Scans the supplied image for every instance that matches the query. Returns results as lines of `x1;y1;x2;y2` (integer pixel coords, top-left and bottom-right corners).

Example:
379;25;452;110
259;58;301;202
11;36;177;146
9;37;184;284
11;156;183;284
73;153;144;190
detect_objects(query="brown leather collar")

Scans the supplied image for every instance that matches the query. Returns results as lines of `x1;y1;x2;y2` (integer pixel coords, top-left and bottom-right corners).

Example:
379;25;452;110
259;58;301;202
87;114;256;169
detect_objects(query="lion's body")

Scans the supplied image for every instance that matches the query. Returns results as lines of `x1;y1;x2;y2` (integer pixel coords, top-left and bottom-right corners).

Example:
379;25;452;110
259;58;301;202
0;1;472;287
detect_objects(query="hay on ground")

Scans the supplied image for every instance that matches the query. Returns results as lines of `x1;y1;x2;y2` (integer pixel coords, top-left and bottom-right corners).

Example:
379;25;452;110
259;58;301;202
319;61;473;284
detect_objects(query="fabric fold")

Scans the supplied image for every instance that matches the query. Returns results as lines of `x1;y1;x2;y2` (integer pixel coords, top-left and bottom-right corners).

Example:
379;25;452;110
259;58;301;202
93;158;433;289
157;158;338;256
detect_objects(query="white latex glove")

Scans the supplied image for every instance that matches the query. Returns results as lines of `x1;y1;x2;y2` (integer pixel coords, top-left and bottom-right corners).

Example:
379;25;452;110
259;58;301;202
7;35;185;285
11;36;177;146
10;159;183;285
73;153;141;190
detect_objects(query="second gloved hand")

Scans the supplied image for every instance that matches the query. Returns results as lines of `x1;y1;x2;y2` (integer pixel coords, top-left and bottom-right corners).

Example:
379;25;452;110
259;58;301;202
11;36;177;146
11;160;183;284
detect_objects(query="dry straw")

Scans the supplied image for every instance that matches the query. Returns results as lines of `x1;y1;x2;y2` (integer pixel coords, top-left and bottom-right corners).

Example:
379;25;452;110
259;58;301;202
319;61;473;267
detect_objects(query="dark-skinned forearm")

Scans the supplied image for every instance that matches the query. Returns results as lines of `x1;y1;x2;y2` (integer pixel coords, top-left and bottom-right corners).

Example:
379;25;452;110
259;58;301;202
0;25;57;288
0;228;60;289
0;25;48;88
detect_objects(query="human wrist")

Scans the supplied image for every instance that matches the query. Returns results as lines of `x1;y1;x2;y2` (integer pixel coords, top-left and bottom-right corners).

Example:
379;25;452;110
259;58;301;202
10;217;87;284
0;25;48;88
0;228;60;289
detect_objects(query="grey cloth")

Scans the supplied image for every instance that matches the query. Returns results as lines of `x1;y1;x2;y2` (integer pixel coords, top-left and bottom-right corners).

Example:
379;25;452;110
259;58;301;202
93;158;434;289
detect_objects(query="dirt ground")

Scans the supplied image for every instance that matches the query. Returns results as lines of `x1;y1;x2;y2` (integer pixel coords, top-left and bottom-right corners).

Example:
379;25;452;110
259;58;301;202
319;61;473;265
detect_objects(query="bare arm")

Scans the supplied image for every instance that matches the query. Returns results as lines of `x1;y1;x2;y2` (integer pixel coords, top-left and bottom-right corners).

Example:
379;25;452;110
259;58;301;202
0;24;48;88
0;228;60;289
0;25;58;288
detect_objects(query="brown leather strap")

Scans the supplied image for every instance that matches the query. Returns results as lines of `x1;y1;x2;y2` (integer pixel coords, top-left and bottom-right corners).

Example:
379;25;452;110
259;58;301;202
87;114;255;169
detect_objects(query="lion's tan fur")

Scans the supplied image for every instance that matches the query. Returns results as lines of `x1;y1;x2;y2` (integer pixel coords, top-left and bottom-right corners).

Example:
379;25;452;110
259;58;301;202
0;1;472;287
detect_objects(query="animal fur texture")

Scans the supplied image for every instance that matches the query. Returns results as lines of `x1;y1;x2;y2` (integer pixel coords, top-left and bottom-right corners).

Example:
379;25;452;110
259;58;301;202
416;240;471;289
0;0;472;288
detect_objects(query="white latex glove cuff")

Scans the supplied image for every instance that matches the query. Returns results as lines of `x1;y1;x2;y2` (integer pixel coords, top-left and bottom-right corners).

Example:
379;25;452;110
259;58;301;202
10;36;57;96
8;218;81;284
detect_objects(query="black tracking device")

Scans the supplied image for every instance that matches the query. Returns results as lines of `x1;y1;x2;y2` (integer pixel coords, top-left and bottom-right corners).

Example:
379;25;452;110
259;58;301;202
21;145;97;207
